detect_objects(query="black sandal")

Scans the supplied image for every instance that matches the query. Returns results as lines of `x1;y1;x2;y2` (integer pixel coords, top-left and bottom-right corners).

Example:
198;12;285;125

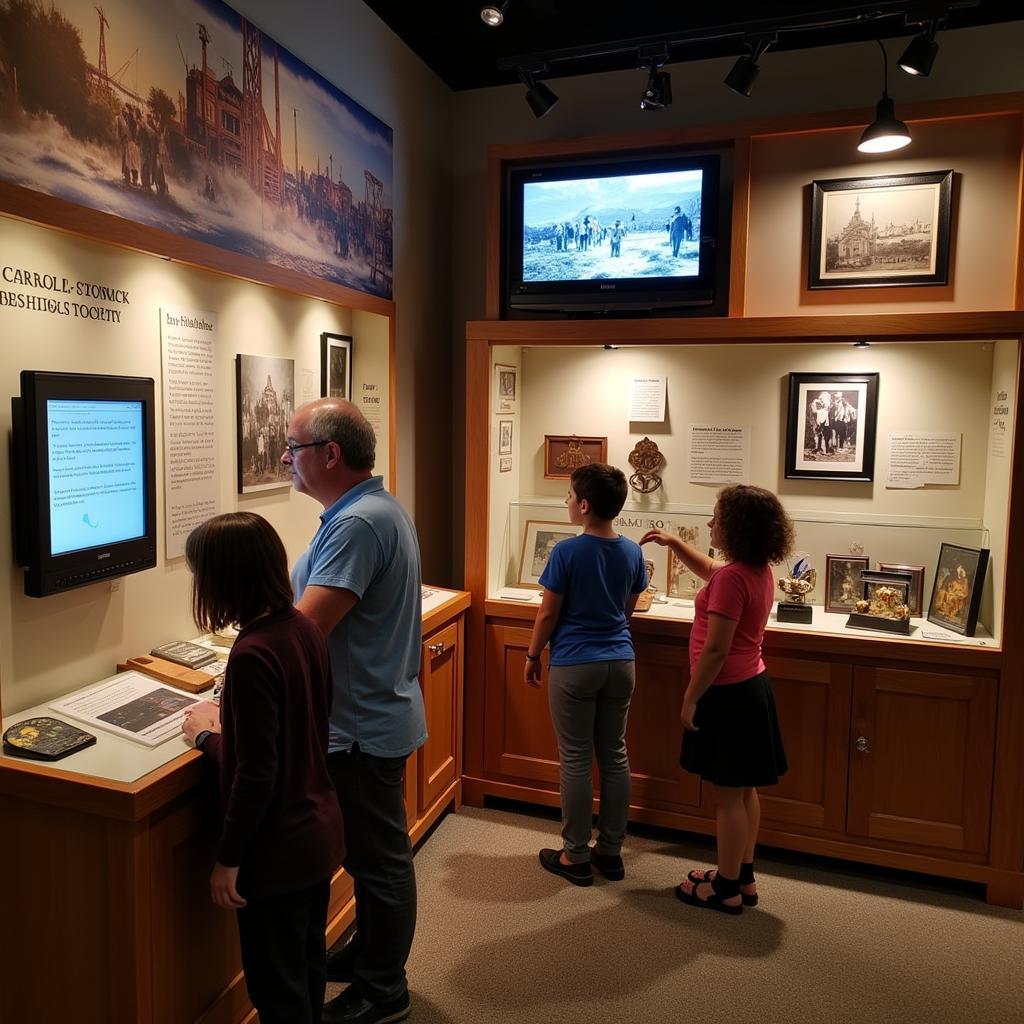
675;872;743;915
686;867;758;907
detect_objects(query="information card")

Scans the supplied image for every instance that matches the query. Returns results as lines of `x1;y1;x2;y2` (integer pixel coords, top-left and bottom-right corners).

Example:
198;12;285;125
629;376;667;422
886;431;962;489
688;424;750;484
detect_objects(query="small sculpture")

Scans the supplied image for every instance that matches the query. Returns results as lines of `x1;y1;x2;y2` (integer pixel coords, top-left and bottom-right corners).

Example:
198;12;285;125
776;555;816;623
628;437;664;494
633;558;658;613
855;586;910;621
778;568;817;605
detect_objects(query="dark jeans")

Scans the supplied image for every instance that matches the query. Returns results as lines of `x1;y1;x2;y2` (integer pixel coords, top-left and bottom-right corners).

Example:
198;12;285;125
236;877;331;1024
328;747;416;1004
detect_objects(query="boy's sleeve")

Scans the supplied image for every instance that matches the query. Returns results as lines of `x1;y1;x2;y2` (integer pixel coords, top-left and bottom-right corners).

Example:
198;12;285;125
538;542;567;594
705;567;749;622
631;545;648;594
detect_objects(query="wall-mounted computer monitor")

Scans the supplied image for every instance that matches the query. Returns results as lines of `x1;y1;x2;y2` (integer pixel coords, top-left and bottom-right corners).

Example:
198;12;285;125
11;371;157;598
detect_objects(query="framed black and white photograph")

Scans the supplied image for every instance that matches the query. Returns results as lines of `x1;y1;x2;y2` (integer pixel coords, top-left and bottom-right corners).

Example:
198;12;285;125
498;419;514;456
321;332;353;399
809;170;953;290
494;363;518;415
878;561;925;617
236;354;295;494
785;372;879;481
927;543;989;636
517;520;583;588
824;554;870;613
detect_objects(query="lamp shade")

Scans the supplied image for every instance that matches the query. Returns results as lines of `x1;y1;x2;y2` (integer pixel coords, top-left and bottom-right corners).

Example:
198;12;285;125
858;96;911;153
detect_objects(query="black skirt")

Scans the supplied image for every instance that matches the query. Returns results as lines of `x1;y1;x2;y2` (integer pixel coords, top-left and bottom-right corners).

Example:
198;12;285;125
680;671;788;788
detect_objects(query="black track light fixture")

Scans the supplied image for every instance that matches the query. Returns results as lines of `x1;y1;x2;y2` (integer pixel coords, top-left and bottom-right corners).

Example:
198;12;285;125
480;2;510;28
858;40;911;154
518;66;559;118
724;35;775;97
898;21;940;76
639;47;672;111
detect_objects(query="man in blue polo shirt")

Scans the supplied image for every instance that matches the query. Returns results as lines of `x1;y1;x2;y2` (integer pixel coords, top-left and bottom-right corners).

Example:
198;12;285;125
283;397;423;1024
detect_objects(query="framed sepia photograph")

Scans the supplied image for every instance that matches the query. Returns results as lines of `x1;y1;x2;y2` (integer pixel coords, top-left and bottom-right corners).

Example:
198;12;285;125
785;372;879;481
499;455;513;473
321;332;353;399
824;554;870;613
236;354;295;493
665;525;704;599
927;543;989;636
543;434;608;479
517;520;583;588
809;170;953;290
498;419;514;456
494;363;518;415
878;561;925;616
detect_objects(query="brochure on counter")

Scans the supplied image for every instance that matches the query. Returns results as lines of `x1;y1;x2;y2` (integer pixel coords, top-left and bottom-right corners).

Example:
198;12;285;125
49;671;200;748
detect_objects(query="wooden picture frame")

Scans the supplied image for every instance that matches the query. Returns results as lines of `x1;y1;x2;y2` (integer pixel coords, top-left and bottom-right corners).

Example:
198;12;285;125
543;434;608;479
824;554;870;613
517;520;583;588
494;363;518;414
785;372;879;481
927;543;989;636
321;332;353;399
236;353;295;493
498;419;513;455
809;170;953;290
878;561;925;617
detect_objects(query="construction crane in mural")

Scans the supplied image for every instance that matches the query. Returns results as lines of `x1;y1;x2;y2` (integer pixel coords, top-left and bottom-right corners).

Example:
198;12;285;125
85;7;142;104
365;170;392;290
95;6;109;87
241;20;284;205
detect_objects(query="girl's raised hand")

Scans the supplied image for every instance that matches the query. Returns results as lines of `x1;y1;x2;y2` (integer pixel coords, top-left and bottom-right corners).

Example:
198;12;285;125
640;528;673;547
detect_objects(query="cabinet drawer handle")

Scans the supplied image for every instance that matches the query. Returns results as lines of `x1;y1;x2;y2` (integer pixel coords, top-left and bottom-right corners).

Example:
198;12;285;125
855;735;871;753
428;642;445;655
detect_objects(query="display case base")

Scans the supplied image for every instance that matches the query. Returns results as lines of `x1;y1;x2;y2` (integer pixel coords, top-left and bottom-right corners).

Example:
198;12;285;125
777;601;813;624
845;612;912;634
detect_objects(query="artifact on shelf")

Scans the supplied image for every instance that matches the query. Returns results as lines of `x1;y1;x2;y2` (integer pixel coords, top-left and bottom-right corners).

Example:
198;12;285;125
627;437;664;494
667;525;703;599
633;559;658;613
846;569;913;635
544;434;608;478
776;554;816;624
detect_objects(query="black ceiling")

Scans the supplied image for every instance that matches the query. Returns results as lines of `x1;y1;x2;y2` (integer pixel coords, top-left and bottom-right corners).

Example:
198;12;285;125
363;1;1023;92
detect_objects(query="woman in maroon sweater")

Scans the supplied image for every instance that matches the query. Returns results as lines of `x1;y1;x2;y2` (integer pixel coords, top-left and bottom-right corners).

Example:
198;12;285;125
182;512;344;1024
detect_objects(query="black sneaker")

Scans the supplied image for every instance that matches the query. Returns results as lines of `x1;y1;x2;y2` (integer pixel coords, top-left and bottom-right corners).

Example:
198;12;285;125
538;848;593;886
322;985;411;1024
591;850;625;881
325;938;358;982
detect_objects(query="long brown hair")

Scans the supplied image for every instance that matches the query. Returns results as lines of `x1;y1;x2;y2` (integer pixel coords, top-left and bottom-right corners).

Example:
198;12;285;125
185;512;293;632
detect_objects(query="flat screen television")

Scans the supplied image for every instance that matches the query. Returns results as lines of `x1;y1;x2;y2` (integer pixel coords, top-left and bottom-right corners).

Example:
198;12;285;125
503;150;730;317
11;370;157;597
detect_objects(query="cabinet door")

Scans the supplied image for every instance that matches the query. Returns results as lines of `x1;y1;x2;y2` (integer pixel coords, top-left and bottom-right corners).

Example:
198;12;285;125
848;666;997;854
418;621;459;812
760;655;851;833
483;623;559;784
627;640;701;809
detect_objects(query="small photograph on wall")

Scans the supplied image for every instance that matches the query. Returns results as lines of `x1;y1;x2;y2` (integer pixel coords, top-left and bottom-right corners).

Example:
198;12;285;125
785;372;879;481
498;419;514;456
824;554;870;613
809;170;953;289
927;543;989;636
236;354;294;493
321;333;353;399
518;520;583;588
544;435;607;479
495;364;518;415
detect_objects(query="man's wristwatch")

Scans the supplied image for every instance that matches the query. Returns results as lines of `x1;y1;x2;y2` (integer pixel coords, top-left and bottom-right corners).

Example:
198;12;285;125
194;730;213;750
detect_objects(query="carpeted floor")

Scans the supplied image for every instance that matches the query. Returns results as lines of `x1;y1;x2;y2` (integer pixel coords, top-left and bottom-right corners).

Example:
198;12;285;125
326;804;1024;1023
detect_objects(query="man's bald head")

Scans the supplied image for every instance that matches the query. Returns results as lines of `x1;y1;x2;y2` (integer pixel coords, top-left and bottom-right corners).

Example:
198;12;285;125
299;398;376;471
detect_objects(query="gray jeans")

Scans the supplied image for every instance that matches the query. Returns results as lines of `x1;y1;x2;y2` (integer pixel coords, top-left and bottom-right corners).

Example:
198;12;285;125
547;660;636;863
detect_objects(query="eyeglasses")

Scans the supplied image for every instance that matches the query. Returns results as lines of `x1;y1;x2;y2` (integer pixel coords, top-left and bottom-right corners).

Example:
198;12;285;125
283;439;330;455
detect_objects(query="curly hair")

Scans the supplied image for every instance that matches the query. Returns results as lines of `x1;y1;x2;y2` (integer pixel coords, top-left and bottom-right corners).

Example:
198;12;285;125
714;485;794;566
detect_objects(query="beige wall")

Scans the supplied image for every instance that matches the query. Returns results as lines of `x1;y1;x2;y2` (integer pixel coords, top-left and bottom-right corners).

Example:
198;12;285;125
451;22;1024;582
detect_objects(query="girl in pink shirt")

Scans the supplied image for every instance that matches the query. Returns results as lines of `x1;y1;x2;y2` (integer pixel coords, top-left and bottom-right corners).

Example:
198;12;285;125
642;485;793;915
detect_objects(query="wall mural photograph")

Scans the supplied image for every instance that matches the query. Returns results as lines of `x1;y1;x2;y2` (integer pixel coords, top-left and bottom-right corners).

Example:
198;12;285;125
0;0;394;298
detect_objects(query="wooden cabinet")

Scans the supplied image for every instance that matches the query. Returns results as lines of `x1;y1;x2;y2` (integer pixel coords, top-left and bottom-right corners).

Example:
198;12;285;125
417;620;460;813
847;666;997;854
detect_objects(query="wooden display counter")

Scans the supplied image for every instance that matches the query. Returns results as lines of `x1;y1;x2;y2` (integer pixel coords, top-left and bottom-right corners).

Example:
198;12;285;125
0;588;469;1024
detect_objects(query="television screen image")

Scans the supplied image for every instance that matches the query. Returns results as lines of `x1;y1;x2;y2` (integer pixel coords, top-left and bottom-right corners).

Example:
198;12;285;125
47;399;146;555
521;168;704;283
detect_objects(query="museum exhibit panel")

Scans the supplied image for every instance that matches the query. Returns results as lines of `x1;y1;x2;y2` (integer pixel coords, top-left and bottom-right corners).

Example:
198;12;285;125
463;93;1024;910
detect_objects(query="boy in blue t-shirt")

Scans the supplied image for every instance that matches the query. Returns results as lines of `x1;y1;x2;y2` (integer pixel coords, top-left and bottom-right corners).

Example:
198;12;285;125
525;463;648;886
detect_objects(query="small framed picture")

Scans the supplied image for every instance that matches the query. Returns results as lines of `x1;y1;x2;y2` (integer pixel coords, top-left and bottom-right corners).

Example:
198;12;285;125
499;455;513;473
517;520;583;588
785;372;879;482
494;363;518;415
809;170;953;290
665;525;704;599
543;434;608;479
498;419;513;456
878;562;925;617
824;554;870;613
236;353;295;493
927;543;989;636
321;332;353;399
